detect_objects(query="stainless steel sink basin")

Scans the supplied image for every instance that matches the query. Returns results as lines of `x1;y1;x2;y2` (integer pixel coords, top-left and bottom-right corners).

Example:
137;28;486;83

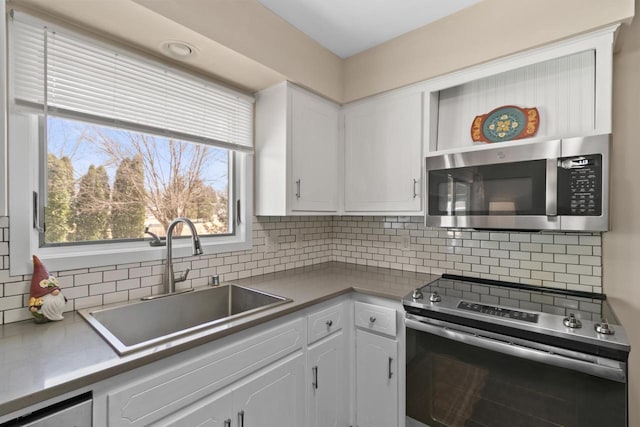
78;284;292;355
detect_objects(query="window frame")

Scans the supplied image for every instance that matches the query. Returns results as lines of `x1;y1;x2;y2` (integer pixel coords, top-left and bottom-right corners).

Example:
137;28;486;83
7;13;253;276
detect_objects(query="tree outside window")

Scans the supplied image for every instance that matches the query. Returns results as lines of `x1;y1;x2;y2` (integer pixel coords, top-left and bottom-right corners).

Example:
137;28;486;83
44;116;230;245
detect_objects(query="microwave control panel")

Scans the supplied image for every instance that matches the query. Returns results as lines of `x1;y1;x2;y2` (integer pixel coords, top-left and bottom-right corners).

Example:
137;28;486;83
558;154;602;216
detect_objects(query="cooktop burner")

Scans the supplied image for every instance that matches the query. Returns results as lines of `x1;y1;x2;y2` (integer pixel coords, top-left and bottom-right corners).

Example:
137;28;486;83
402;274;630;359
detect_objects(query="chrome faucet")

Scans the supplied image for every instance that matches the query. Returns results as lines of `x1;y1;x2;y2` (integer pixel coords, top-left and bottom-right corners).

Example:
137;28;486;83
164;217;203;295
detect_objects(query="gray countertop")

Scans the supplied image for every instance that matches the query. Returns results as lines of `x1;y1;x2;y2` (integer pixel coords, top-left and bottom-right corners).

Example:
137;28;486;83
0;261;437;417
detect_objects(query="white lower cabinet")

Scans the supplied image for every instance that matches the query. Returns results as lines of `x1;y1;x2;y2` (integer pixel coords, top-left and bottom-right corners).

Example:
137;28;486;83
307;331;348;427
233;353;306;427
153;388;233;427
92;295;403;427
355;329;399;427
153;353;305;427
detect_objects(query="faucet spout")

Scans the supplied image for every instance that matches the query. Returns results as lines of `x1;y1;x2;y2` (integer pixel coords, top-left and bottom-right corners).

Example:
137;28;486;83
164;217;203;295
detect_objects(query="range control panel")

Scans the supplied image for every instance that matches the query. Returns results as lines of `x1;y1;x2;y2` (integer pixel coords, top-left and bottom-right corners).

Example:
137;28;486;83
457;301;539;323
558;154;602;216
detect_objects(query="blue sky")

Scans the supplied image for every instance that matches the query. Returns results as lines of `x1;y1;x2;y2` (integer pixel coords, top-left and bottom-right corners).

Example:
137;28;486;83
47;116;229;192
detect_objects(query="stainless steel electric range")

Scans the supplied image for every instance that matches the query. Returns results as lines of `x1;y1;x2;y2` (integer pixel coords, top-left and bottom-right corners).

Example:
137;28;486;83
402;274;630;427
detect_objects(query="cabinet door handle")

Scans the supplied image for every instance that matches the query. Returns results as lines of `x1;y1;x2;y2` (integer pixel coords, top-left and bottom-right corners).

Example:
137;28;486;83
238;410;245;427
413;178;419;199
369;316;376;323
326;319;333;328
224;419;231;427
295;179;301;199
388;357;393;379
312;365;318;389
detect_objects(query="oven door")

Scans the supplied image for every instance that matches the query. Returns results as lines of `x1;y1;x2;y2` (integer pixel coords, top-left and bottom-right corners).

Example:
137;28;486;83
406;316;627;427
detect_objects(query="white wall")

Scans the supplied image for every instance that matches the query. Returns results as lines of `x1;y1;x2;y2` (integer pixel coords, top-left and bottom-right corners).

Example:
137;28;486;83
604;1;640;423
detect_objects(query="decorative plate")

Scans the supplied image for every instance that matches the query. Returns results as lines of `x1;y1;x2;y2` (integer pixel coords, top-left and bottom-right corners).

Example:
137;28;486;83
471;105;540;143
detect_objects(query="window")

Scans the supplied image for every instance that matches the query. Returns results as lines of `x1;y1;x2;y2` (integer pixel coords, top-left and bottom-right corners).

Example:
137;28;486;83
44;116;232;245
8;12;253;275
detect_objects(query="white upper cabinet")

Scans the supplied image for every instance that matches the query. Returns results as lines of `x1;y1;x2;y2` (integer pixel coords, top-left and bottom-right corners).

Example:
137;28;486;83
343;90;423;213
255;82;339;215
254;27;616;217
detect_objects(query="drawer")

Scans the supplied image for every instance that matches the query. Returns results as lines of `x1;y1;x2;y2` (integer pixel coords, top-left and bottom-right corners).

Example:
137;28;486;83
107;317;304;427
354;301;396;337
307;302;344;344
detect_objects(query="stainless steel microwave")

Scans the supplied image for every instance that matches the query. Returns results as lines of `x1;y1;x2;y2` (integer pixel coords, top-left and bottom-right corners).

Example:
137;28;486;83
425;135;610;231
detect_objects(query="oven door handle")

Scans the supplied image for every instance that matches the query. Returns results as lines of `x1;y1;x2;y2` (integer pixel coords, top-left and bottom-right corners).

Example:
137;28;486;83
405;317;626;383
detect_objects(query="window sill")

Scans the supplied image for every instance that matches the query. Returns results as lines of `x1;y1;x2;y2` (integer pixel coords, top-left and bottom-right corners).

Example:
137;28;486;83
11;234;252;276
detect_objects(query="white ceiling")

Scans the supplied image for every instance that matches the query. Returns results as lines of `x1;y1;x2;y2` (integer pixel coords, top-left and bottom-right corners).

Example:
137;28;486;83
256;0;484;58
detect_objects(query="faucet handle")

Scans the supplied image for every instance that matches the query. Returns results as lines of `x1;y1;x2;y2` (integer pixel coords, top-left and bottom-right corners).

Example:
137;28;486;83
144;226;166;247
174;268;190;283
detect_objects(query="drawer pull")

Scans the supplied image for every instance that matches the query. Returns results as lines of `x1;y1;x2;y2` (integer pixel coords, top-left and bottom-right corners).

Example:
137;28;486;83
224;419;231;427
388;357;393;379
369;316;377;323
238;410;245;427
326;320;333;327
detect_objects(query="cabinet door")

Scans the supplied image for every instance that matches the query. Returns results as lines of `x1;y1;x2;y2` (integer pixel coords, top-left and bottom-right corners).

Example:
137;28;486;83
290;88;339;212
232;353;306;427
152;390;232;427
356;329;399;427
307;331;348;427
344;91;423;212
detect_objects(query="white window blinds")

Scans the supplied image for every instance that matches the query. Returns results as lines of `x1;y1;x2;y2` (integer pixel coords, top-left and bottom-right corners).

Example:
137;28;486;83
10;12;254;151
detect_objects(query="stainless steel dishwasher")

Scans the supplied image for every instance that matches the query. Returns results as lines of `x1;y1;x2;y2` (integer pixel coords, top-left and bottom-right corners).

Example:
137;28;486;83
1;393;91;427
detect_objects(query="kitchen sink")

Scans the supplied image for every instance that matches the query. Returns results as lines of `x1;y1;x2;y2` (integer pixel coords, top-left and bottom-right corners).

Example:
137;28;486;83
78;284;292;355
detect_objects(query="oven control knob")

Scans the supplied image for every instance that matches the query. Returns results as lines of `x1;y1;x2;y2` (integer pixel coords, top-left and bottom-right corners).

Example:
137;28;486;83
429;292;442;303
412;288;424;300
563;313;582;329
595;318;615;335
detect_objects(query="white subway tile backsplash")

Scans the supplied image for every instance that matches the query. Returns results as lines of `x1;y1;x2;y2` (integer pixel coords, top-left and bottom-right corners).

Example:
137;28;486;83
0;215;604;324
509;234;531;243
554;254;579;264
567;264;593;275
103;269;129;282
116;278;140;292
89;282;116;295
4;281;29;296
554;273;579;284
542;262;567;273
580;236;601;246
542;244;566;254
104;291;129;305
75;272;103;286
580;255;601;266
554;235;580;245
75;295;104;310
0;295;22;311
567;245;592;255
530;234;554;244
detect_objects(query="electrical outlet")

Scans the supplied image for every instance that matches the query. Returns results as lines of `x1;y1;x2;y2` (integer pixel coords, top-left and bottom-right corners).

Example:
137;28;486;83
400;235;411;250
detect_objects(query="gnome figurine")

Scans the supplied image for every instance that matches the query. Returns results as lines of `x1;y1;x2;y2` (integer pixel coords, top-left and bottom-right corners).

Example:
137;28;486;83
28;255;67;323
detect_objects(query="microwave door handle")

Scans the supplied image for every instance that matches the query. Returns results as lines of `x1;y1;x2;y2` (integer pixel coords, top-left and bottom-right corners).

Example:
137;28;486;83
546;159;558;216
